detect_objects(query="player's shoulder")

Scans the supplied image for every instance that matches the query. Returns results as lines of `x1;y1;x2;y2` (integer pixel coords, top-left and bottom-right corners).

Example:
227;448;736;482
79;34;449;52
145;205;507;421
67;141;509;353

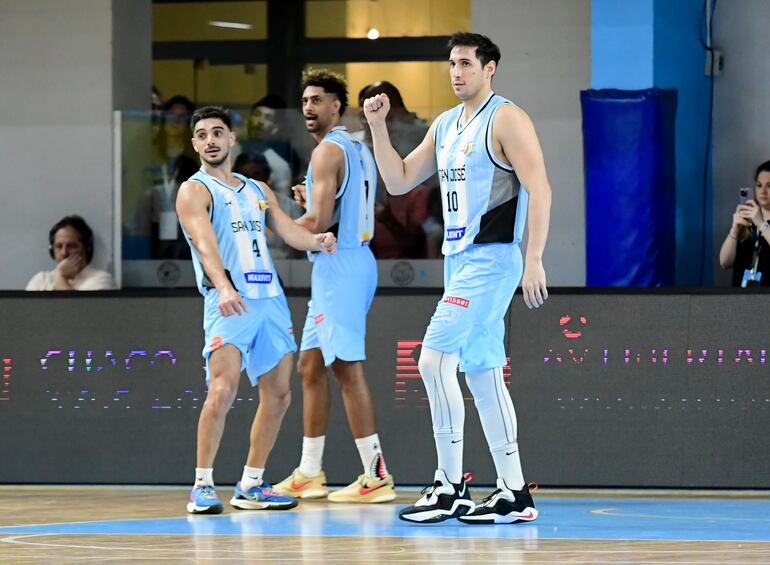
179;176;207;192
313;138;345;161
177;178;214;207
493;97;528;120
491;100;533;135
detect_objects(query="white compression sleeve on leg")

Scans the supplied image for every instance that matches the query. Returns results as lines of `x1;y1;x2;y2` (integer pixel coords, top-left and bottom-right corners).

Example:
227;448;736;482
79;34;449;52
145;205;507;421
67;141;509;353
418;346;464;483
465;367;525;490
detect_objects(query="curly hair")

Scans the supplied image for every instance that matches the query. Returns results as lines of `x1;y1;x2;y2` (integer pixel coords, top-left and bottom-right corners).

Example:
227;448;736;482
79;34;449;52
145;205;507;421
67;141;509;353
301;69;349;115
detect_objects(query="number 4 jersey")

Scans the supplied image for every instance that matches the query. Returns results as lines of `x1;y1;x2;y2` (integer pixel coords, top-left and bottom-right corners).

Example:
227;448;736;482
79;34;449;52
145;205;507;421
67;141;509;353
183;168;282;299
434;92;528;256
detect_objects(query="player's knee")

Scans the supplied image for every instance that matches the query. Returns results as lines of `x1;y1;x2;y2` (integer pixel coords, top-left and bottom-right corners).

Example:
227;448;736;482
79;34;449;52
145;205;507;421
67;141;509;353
264;385;292;414
205;380;238;412
464;374;485;403
331;360;364;389
465;369;495;404
417;346;442;382
275;388;292;413
297;355;323;383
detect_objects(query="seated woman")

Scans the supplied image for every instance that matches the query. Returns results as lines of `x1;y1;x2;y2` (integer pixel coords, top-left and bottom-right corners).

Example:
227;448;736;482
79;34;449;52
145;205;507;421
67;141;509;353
719;160;770;287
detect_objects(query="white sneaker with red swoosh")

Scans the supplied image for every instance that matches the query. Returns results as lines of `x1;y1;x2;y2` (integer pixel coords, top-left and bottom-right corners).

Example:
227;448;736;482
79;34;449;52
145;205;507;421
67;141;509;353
458;479;538;524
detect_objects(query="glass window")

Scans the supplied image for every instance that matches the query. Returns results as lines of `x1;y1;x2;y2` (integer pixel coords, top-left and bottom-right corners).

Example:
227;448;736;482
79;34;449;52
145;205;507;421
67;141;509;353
306;0;469;39
153;61;267;107
305;61;456;122
153;1;267;42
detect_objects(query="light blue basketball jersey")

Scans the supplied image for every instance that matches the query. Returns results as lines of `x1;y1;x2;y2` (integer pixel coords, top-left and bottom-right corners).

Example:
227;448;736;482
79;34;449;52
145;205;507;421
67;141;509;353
305;125;377;249
434;92;529;256
183;168;282;299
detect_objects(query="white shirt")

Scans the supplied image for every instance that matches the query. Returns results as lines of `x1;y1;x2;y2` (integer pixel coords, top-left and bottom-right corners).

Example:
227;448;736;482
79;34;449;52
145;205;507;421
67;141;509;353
26;265;117;291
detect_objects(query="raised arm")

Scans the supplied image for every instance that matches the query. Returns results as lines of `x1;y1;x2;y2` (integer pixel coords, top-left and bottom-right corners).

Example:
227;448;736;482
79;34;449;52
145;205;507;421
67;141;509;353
264;182;336;254
363;93;438;195
294;142;342;233
494;105;552;309
176;180;247;316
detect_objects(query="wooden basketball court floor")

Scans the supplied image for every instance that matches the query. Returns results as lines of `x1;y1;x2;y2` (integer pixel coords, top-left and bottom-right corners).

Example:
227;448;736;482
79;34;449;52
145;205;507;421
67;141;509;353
1;486;769;563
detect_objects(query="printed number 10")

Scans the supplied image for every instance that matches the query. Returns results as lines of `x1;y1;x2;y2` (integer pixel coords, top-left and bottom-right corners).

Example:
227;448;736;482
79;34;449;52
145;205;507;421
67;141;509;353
446;190;459;212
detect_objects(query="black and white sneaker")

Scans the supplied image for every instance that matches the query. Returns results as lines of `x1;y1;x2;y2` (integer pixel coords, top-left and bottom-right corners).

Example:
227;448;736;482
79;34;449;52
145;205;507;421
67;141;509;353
398;469;475;523
458;479;538;524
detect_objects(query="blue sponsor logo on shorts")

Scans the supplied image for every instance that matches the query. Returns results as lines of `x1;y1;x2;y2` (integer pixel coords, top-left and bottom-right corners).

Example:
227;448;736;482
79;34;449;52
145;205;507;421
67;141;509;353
446;227;466;241
244;271;273;284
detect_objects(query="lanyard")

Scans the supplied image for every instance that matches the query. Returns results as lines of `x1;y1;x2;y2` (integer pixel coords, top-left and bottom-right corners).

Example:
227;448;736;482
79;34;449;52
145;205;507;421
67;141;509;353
750;228;763;273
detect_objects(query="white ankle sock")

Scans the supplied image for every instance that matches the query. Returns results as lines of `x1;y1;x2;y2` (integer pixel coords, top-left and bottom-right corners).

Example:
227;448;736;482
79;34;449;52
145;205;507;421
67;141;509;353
355;433;388;479
240;466;264;490
298;435;325;477
194;467;213;487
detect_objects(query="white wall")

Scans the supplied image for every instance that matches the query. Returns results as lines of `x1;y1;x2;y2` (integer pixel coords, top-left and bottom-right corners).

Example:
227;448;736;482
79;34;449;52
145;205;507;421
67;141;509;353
0;0;113;289
473;0;590;286
712;0;770;286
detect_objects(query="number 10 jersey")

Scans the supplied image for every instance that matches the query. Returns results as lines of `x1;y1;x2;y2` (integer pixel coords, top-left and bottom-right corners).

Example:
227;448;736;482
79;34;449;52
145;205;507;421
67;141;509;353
434;92;528;256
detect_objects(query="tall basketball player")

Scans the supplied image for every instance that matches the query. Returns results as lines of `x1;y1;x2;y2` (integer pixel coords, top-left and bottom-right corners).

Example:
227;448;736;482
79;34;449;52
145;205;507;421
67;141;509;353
363;33;552;524
274;70;395;503
177;106;336;514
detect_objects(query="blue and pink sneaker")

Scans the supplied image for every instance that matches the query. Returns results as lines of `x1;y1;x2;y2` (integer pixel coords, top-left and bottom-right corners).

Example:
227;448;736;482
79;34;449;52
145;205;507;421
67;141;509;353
230;481;298;510
187;484;224;514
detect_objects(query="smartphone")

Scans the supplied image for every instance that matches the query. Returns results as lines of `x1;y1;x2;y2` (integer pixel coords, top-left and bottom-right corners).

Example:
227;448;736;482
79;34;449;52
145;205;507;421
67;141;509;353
739;187;752;204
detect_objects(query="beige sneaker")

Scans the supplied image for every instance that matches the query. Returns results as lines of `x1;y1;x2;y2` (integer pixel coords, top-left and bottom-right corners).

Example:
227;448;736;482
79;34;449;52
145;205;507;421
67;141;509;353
327;474;396;503
273;468;329;499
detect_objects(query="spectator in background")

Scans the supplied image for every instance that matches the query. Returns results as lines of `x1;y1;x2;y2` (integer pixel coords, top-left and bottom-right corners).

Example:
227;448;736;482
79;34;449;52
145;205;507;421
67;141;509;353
151;85;164;138
357;82;432;258
241;94;301;194
234;152;302;259
719;160;770;287
134;95;198;259
27;215;116;291
151;154;198;259
234;151;272;184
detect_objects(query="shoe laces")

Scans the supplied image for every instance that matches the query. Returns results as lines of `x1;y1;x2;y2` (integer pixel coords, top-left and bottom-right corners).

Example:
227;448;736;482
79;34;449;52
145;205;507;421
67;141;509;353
418;480;441;503
479;488;503;506
259;482;280;497
198;485;217;498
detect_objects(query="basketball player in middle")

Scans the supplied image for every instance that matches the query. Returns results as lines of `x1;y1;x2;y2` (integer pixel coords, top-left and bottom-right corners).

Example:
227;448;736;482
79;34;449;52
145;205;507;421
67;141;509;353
274;70;395;503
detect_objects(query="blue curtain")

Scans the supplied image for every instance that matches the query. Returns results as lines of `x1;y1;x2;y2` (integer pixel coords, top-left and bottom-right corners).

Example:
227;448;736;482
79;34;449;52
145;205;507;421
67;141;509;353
581;89;677;287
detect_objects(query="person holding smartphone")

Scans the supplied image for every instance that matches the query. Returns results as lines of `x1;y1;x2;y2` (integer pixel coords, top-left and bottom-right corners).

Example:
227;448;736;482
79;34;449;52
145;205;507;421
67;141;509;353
719;160;770;286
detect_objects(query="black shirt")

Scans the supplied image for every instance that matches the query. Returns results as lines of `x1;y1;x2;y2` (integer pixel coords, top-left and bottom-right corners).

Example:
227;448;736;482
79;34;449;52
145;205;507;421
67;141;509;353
731;227;770;286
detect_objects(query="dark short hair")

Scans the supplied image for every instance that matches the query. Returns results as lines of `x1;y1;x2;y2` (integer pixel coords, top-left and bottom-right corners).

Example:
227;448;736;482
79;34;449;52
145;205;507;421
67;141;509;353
756;160;770;180
234;152;271;173
448;32;501;69
253;93;287;111
163;95;194;115
301;69;349;115
191;106;233;131
49;215;94;263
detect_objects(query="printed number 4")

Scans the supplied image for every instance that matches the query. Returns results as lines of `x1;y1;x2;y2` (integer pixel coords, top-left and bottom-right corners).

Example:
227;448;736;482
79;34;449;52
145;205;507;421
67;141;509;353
252;239;261;257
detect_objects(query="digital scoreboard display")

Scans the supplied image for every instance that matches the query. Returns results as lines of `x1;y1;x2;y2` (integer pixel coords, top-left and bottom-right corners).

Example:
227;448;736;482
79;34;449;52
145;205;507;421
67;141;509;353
1;292;768;487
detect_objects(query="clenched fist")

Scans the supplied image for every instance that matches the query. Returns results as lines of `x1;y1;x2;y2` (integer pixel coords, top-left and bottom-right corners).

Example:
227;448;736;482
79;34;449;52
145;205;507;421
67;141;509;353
315;232;337;254
363;93;391;127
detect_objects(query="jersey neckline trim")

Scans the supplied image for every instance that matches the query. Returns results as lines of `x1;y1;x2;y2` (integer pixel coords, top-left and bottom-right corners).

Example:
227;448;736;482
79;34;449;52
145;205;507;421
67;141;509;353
456;91;496;134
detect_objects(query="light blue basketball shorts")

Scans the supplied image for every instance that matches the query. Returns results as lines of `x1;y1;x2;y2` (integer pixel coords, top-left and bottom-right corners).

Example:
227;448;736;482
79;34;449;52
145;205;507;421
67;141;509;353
300;246;377;366
202;290;297;386
422;243;523;372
